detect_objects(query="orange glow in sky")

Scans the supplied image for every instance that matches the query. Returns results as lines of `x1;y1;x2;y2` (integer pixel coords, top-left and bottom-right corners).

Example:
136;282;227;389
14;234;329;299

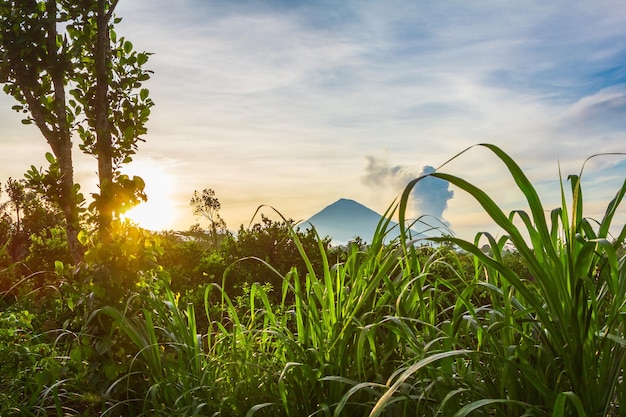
121;160;177;231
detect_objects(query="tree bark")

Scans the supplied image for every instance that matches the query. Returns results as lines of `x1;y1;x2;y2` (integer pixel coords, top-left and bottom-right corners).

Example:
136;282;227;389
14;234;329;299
46;0;83;263
95;0;114;237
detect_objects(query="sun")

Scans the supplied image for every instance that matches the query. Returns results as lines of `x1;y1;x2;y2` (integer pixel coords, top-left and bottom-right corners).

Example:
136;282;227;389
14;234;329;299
120;160;177;231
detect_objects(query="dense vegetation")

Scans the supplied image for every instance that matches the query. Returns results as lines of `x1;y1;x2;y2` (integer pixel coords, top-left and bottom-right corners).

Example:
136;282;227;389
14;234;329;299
1;145;624;416
1;4;624;415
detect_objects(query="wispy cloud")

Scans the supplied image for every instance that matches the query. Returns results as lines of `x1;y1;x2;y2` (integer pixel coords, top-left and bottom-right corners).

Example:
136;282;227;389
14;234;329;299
0;0;623;237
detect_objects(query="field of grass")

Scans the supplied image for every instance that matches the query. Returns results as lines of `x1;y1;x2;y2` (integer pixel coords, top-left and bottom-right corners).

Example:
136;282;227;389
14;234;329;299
1;144;625;416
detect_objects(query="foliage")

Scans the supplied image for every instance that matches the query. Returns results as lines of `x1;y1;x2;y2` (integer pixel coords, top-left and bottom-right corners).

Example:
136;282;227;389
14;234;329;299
0;0;153;259
0;301;104;416
190;188;227;250
0;179;69;299
393;143;626;416
25;225;71;274
220;214;332;304
26;220;174;413
74;220;165;307
158;233;208;290
0;145;624;417
102;146;625;416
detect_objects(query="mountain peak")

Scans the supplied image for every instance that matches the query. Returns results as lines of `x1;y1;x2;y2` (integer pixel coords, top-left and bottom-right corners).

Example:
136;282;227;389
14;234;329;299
303;198;393;245
335;198;358;204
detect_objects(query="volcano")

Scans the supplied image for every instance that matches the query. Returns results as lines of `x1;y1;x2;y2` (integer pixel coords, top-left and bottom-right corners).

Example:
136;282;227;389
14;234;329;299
301;198;423;245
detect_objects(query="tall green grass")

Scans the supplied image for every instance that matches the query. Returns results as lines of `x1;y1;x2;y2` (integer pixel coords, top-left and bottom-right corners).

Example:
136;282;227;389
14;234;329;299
386;143;626;416
99;217;480;415
85;144;625;416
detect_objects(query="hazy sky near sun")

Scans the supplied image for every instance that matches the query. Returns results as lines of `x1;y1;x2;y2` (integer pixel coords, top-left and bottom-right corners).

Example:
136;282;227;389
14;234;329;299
1;0;625;238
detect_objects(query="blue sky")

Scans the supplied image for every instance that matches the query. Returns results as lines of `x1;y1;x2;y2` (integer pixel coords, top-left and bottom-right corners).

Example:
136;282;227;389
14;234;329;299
0;0;625;239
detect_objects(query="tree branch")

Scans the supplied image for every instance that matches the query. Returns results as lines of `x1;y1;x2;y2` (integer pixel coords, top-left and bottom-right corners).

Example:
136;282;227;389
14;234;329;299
16;77;60;155
47;0;71;146
105;0;119;22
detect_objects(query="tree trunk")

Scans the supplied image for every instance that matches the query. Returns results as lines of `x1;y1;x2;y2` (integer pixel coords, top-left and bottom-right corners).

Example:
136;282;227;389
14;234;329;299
95;0;114;238
46;0;83;263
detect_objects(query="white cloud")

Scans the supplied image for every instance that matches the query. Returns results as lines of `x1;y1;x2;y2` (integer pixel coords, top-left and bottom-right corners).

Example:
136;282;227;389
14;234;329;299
0;0;624;237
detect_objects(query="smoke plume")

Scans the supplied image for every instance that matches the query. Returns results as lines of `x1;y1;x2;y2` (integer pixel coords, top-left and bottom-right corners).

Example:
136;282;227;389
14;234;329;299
361;157;454;224
413;165;454;223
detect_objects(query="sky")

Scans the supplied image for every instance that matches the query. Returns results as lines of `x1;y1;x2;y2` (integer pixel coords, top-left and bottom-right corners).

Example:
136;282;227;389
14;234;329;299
1;0;625;240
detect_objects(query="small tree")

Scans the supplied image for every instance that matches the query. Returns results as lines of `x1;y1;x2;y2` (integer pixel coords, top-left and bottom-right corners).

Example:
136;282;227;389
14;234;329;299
219;215;332;304
0;183;11;260
190;188;227;250
0;178;66;264
4;178;24;235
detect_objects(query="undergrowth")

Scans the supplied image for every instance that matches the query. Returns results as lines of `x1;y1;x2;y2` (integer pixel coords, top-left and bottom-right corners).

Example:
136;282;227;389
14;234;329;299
1;144;624;416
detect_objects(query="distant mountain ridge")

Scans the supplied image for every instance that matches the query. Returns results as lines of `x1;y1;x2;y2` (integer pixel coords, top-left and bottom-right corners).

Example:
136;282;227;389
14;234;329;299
301;198;419;245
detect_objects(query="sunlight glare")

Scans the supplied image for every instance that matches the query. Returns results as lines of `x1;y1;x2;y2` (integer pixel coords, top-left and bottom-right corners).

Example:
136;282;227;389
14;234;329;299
121;160;176;231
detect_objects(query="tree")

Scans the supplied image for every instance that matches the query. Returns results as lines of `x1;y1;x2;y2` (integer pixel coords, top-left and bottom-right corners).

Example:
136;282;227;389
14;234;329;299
73;0;153;236
0;183;12;258
3;178;24;235
190;189;227;250
0;0;153;262
2;178;28;261
219;215;332;304
0;177;66;269
0;0;82;262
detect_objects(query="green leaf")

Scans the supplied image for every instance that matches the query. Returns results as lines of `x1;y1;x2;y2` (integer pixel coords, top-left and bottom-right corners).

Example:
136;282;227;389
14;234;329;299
133;175;145;191
124;40;133;53
455;399;539;417
370;350;472;417
103;363;120;380
35;369;55;386
140;88;149;101
45;152;55;163
54;260;64;274
552;392;588;417
137;53;148;65
69;346;83;363
77;230;88;245
245;403;274;417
